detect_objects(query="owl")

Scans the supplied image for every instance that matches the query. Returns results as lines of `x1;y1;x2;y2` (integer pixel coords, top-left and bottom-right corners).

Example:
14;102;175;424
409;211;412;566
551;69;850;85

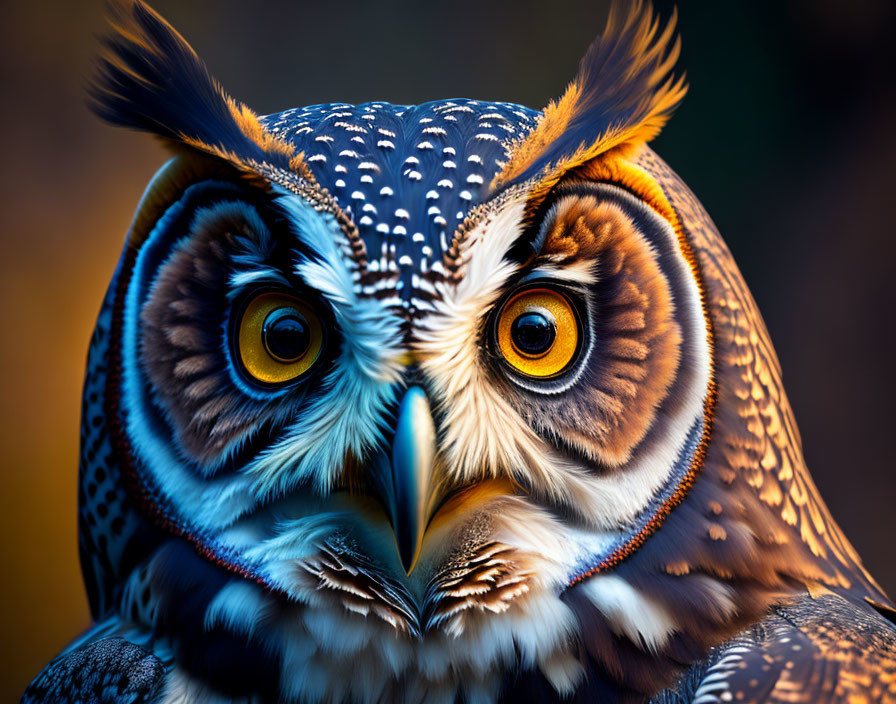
23;1;896;702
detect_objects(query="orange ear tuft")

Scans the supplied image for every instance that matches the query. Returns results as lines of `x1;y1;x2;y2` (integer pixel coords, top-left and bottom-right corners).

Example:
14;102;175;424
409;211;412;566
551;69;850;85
89;0;309;179
491;0;686;195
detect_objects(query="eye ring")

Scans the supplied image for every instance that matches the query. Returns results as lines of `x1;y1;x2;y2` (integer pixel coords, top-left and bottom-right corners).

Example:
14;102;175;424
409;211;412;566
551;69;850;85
237;292;323;385
495;287;580;378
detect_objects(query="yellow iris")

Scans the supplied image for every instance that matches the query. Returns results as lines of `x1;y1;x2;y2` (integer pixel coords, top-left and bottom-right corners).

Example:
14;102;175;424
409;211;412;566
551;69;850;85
496;288;579;378
238;292;323;384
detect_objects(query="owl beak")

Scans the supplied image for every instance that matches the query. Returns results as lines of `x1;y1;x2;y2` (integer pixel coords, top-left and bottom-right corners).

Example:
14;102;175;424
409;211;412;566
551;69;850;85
387;386;438;575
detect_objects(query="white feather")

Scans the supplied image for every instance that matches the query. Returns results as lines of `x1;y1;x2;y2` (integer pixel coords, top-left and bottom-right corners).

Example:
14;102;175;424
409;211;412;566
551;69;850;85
579;575;677;651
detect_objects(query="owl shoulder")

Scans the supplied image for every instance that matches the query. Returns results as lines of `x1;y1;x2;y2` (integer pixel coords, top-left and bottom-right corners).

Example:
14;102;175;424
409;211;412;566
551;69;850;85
21;636;164;704
653;592;896;704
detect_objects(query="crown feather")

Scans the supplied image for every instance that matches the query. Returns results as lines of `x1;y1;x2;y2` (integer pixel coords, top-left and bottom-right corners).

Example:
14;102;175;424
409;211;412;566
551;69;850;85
89;0;309;178
491;0;687;193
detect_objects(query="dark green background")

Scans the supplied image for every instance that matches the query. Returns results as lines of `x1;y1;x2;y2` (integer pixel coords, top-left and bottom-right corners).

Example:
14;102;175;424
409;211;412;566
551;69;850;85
2;0;894;698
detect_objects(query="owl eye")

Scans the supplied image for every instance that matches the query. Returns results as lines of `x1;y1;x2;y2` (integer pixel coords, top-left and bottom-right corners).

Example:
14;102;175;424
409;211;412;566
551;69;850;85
495;288;580;378
237;292;324;385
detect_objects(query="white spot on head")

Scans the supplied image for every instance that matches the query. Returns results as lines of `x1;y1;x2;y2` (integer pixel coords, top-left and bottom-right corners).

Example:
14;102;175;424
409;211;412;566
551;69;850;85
334;121;367;133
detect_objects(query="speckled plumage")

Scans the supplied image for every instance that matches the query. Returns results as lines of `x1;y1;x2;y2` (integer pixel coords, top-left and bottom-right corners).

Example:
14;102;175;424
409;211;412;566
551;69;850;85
652;593;896;704
261;101;538;314
25;1;896;703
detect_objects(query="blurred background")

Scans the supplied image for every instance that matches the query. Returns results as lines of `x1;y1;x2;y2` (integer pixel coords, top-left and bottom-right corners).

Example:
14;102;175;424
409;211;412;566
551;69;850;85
1;0;894;698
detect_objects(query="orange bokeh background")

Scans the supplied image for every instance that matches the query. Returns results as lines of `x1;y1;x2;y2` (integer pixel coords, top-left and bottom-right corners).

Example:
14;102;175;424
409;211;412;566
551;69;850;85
2;1;894;700
1;3;163;697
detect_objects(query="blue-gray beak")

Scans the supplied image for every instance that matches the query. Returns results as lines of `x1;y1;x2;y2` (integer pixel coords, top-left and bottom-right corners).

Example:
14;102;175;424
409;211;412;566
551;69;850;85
386;386;438;574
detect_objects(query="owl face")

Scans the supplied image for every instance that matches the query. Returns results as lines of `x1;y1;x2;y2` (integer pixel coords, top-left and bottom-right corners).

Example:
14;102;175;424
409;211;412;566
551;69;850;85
121;104;708;594
83;0;728;698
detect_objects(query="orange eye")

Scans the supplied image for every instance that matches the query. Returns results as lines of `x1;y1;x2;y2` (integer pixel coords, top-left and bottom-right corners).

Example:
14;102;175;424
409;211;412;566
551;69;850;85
496;288;579;378
238;292;323;384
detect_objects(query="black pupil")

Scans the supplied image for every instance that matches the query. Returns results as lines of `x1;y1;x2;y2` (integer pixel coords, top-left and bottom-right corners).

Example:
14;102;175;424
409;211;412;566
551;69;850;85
511;309;556;357
263;309;310;362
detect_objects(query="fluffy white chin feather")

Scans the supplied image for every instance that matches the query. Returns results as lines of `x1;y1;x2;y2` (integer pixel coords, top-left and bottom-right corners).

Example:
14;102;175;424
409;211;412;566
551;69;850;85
176;493;704;703
194;495;587;704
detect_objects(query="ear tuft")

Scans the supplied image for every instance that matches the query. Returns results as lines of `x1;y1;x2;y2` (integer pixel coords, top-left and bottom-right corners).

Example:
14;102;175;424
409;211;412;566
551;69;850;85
89;0;308;178
492;0;687;192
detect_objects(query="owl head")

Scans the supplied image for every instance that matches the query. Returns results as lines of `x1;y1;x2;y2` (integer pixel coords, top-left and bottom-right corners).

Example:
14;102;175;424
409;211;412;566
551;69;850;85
78;1;887;700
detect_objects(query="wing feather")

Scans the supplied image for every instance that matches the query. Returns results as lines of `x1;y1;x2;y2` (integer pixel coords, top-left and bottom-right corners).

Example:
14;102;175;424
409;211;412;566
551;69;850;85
672;593;896;704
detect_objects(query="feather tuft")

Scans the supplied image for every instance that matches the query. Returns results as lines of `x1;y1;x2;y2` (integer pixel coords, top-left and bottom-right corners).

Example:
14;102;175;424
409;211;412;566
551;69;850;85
492;0;686;193
89;0;310;178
